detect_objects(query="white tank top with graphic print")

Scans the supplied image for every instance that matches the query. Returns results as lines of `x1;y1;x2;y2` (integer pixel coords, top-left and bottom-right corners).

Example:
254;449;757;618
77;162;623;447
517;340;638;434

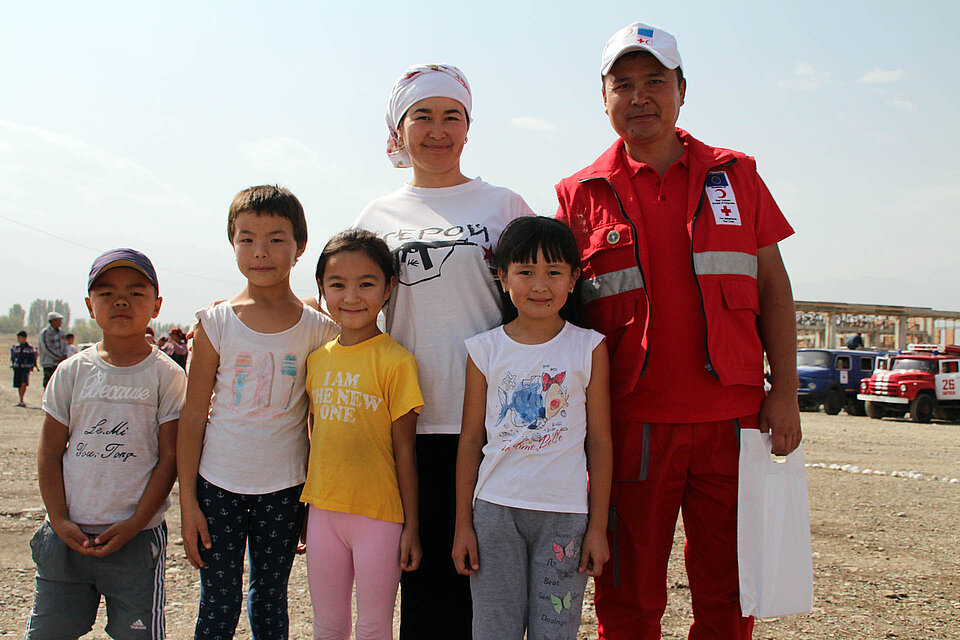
197;302;338;494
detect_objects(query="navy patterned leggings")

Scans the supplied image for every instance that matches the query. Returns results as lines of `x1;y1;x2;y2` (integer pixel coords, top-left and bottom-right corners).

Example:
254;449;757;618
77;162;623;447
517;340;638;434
194;476;304;640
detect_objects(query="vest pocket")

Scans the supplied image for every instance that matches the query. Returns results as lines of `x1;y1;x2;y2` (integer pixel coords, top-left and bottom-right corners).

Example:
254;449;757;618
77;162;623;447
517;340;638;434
720;277;760;314
715;277;764;382
580;222;634;261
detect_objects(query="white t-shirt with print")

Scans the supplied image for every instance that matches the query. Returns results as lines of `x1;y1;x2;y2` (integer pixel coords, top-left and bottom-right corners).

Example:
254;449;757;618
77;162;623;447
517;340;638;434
465;323;603;514
354;178;533;435
42;347;186;532
197;303;339;494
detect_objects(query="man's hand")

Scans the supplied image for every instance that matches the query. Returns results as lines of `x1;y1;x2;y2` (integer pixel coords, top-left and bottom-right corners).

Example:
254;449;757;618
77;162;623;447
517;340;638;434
759;388;801;455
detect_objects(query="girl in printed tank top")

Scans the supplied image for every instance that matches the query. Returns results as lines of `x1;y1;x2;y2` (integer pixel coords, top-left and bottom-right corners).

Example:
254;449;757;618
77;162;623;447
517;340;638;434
452;216;613;640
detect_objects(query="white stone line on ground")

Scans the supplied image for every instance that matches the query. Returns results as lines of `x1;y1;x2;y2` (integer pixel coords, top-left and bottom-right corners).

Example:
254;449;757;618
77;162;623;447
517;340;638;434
806;462;960;484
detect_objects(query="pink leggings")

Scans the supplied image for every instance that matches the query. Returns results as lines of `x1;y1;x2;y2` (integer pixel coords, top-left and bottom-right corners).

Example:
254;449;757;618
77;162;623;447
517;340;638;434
305;506;402;640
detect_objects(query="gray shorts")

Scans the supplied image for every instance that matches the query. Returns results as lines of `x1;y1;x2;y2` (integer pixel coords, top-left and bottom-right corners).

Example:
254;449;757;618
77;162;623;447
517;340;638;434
25;520;167;640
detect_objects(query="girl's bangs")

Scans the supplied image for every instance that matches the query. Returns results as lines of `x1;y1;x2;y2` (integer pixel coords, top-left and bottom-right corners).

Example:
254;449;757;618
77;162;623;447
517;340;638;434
504;225;579;268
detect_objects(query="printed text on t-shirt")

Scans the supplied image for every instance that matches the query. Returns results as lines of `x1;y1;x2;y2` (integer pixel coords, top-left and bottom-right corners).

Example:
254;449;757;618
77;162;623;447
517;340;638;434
311;370;383;423
74;418;139;462
80;371;151;402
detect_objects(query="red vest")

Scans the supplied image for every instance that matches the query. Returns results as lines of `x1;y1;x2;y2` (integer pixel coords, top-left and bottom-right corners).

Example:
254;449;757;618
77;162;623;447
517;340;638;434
556;129;766;398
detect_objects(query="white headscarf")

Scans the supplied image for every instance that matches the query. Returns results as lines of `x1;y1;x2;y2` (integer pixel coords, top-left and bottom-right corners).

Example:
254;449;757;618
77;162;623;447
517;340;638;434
385;64;473;168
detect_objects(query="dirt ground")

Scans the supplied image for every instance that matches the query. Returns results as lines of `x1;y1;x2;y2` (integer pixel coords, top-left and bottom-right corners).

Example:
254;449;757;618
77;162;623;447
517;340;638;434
2;369;959;639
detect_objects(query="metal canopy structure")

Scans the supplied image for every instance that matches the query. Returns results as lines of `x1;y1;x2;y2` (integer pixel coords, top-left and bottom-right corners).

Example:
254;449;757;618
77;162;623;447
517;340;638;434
795;300;960;350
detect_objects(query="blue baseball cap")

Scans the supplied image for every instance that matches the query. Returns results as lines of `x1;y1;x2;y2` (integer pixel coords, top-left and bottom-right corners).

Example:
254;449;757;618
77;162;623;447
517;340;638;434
87;248;160;294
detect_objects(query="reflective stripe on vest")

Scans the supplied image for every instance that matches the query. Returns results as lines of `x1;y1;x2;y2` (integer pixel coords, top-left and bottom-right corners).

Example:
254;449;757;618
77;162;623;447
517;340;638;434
582;267;645;304
692;251;757;279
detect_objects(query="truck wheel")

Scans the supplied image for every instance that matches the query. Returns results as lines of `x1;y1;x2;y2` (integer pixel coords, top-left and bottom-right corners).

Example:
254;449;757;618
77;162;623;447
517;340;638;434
865;401;886;420
845;398;866;416
910;394;935;424
824;389;843;415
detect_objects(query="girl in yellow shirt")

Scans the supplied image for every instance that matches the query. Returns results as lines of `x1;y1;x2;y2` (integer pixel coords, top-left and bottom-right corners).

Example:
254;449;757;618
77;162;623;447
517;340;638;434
301;229;424;639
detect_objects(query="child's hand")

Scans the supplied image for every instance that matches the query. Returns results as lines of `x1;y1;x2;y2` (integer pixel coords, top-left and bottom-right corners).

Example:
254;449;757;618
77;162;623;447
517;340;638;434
578;525;610;577
49;517;99;556
399;525;421;572
451;526;480;576
90;518;140;557
180;500;211;569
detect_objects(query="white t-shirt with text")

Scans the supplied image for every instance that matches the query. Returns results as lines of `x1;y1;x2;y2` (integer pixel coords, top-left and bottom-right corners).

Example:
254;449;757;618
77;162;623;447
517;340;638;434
354;178;533;435
42;347;186;532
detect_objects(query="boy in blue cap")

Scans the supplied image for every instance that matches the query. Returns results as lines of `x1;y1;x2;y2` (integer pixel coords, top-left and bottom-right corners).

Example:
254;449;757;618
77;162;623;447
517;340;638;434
26;248;186;640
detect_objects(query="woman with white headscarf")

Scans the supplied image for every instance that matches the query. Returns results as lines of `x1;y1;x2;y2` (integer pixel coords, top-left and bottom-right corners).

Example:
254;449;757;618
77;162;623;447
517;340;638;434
353;63;533;638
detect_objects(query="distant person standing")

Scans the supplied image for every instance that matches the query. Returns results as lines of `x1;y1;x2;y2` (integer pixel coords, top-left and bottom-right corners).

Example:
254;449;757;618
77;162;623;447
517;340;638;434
846;332;864;350
64;333;79;357
161;328;188;370
10;330;39;407
39;312;67;388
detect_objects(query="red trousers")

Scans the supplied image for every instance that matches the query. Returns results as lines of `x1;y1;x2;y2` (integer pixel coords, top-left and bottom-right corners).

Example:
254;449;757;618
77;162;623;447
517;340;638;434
595;417;755;640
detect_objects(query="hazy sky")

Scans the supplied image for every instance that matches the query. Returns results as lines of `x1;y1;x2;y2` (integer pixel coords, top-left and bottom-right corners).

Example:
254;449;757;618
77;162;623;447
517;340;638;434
2;1;958;327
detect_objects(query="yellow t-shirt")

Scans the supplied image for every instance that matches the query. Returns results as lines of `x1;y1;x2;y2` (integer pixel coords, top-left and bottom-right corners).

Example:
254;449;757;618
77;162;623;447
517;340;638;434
301;333;423;523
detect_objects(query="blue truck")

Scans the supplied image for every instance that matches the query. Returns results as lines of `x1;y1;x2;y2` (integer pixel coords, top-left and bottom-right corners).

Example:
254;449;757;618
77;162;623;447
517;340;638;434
797;349;885;415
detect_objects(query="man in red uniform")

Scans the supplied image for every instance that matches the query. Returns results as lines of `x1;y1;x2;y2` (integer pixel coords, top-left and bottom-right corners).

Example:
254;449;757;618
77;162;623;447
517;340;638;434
555;22;802;640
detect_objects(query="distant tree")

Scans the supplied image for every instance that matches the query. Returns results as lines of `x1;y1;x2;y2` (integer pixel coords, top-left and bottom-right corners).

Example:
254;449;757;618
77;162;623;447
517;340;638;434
0;304;26;333
28;300;53;334
27;299;71;334
69;318;102;344
8;304;25;327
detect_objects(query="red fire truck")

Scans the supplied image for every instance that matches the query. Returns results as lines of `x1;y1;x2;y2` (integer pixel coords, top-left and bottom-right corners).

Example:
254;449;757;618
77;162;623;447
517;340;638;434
857;344;960;423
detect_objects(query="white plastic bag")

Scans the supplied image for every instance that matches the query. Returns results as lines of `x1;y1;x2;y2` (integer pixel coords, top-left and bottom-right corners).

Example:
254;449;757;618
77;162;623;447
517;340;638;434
737;429;813;618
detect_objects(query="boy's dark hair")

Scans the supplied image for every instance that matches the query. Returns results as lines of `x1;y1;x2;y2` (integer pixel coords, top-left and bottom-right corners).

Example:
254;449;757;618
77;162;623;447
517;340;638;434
227;185;308;249
493;216;586;327
65;333;75;339
17;330;27;338
316;228;396;285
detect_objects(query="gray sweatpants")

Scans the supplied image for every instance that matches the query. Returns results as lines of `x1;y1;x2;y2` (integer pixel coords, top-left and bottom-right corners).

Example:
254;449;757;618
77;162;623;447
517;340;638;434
470;499;589;640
